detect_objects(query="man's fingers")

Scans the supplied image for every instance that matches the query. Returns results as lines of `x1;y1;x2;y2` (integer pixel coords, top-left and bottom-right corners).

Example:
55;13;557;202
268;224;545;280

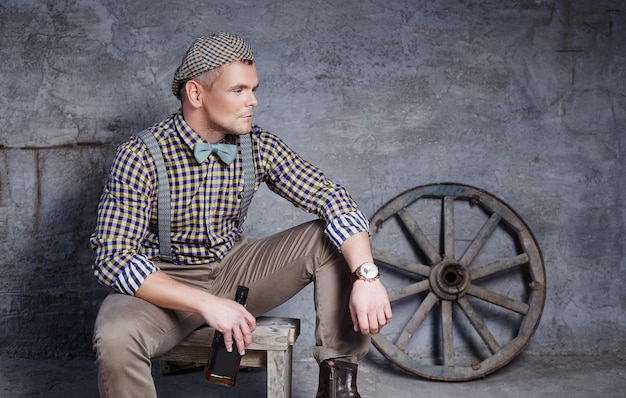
351;309;360;332
231;326;248;355
356;311;371;335
241;320;254;348
370;312;382;334
354;306;393;335
222;332;234;353
369;309;390;335
385;305;393;324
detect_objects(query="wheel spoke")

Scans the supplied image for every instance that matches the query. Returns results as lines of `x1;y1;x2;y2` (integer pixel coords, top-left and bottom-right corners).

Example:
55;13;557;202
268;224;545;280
467;284;530;315
470;253;529;280
372;248;431;277
387;280;431;302
397;208;443;264
396;292;439;351
443;196;455;259
457;297;501;354
441;300;454;366
458;213;501;266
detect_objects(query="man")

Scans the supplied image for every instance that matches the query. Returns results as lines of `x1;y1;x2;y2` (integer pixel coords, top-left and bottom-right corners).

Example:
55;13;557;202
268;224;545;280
91;31;392;397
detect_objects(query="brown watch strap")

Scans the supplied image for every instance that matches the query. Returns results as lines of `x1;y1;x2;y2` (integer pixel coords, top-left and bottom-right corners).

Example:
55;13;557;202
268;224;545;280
351;268;360;283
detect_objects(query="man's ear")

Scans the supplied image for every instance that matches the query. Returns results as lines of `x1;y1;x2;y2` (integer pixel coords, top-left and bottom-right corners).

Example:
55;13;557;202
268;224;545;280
184;80;204;108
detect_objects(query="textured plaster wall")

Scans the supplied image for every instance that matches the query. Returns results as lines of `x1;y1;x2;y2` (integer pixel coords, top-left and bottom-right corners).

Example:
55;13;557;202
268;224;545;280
0;0;624;360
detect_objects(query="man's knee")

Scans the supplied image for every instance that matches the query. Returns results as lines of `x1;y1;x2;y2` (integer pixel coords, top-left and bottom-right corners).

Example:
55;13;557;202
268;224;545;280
92;293;161;364
93;317;151;365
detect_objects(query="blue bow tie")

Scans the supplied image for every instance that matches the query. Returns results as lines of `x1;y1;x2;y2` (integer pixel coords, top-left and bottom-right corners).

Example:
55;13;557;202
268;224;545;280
193;142;237;164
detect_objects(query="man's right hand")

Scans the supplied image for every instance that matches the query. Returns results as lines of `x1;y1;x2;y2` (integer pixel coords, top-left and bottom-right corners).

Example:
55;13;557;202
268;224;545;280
198;295;256;354
135;270;256;355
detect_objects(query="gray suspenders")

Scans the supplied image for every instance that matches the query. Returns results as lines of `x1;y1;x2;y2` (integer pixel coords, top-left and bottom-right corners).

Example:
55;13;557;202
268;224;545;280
137;130;173;261
137;130;254;262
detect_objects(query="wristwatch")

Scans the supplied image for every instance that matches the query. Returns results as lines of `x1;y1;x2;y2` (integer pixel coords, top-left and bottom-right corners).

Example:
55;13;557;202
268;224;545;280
351;262;380;283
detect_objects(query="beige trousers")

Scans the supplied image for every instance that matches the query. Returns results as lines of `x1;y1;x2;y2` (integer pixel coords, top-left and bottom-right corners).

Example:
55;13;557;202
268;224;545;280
92;220;370;398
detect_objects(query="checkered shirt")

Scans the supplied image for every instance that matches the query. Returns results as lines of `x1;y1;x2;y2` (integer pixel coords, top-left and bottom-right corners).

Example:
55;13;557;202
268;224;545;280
90;110;369;295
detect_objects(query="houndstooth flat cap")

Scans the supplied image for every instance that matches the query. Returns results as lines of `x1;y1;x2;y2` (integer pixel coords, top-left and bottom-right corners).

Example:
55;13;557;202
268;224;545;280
171;32;255;99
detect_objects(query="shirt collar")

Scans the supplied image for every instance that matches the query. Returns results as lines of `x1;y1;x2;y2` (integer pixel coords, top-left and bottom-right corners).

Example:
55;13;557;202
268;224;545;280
173;109;201;151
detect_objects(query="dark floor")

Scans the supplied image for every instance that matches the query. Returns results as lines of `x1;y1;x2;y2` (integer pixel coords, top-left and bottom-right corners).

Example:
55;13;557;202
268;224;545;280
2;351;625;397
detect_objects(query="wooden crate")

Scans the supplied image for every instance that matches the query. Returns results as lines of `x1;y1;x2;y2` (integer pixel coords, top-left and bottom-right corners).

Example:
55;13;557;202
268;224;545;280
157;316;300;398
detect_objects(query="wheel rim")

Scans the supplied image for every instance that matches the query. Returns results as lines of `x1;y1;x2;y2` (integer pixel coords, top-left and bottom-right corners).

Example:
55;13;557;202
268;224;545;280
370;183;546;381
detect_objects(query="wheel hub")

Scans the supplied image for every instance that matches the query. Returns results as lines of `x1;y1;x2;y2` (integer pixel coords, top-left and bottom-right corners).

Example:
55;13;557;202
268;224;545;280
429;259;470;300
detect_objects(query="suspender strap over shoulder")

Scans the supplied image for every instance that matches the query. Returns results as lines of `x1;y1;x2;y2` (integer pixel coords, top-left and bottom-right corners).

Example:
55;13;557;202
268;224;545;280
137;130;255;262
137;129;173;262
237;132;254;238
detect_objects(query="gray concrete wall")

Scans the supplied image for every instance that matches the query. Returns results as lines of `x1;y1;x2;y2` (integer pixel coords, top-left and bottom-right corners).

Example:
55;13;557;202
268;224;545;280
0;0;623;360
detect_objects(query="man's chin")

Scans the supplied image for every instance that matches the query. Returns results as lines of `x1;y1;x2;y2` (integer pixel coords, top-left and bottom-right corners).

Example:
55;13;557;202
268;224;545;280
230;124;253;136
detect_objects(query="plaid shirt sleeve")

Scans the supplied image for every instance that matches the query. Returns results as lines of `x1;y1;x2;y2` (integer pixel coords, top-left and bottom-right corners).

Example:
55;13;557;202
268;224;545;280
90;138;159;295
254;127;370;248
325;211;370;249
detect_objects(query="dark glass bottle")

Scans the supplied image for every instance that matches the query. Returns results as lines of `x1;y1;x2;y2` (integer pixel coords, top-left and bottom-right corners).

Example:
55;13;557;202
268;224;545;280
204;285;249;386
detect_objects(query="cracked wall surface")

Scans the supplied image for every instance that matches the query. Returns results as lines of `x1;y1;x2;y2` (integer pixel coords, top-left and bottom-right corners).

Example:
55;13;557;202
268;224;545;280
0;0;624;360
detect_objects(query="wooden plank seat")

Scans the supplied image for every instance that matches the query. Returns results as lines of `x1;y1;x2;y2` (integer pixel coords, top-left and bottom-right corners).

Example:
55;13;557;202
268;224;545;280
156;316;301;398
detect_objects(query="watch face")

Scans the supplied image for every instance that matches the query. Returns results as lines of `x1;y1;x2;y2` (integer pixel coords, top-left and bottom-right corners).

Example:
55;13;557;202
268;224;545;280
361;263;378;279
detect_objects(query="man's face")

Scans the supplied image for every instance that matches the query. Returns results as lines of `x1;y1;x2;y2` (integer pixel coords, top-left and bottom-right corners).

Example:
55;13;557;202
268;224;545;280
200;61;259;137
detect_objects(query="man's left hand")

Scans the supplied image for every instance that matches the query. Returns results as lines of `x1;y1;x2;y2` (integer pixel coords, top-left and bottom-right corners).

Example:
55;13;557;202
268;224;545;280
349;279;392;335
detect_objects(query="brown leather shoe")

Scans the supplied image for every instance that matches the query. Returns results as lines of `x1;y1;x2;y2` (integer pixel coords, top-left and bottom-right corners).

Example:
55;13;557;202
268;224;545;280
316;359;361;398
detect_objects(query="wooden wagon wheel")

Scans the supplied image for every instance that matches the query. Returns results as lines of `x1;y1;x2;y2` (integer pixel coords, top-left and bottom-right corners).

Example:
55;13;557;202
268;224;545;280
370;183;546;381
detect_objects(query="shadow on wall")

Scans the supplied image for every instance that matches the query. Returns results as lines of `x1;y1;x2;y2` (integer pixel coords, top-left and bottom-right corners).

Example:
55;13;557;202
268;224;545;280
0;145;115;359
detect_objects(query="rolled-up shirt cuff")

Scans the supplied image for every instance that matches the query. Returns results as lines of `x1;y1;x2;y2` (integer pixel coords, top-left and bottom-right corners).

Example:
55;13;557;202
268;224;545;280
113;255;159;296
324;211;370;249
